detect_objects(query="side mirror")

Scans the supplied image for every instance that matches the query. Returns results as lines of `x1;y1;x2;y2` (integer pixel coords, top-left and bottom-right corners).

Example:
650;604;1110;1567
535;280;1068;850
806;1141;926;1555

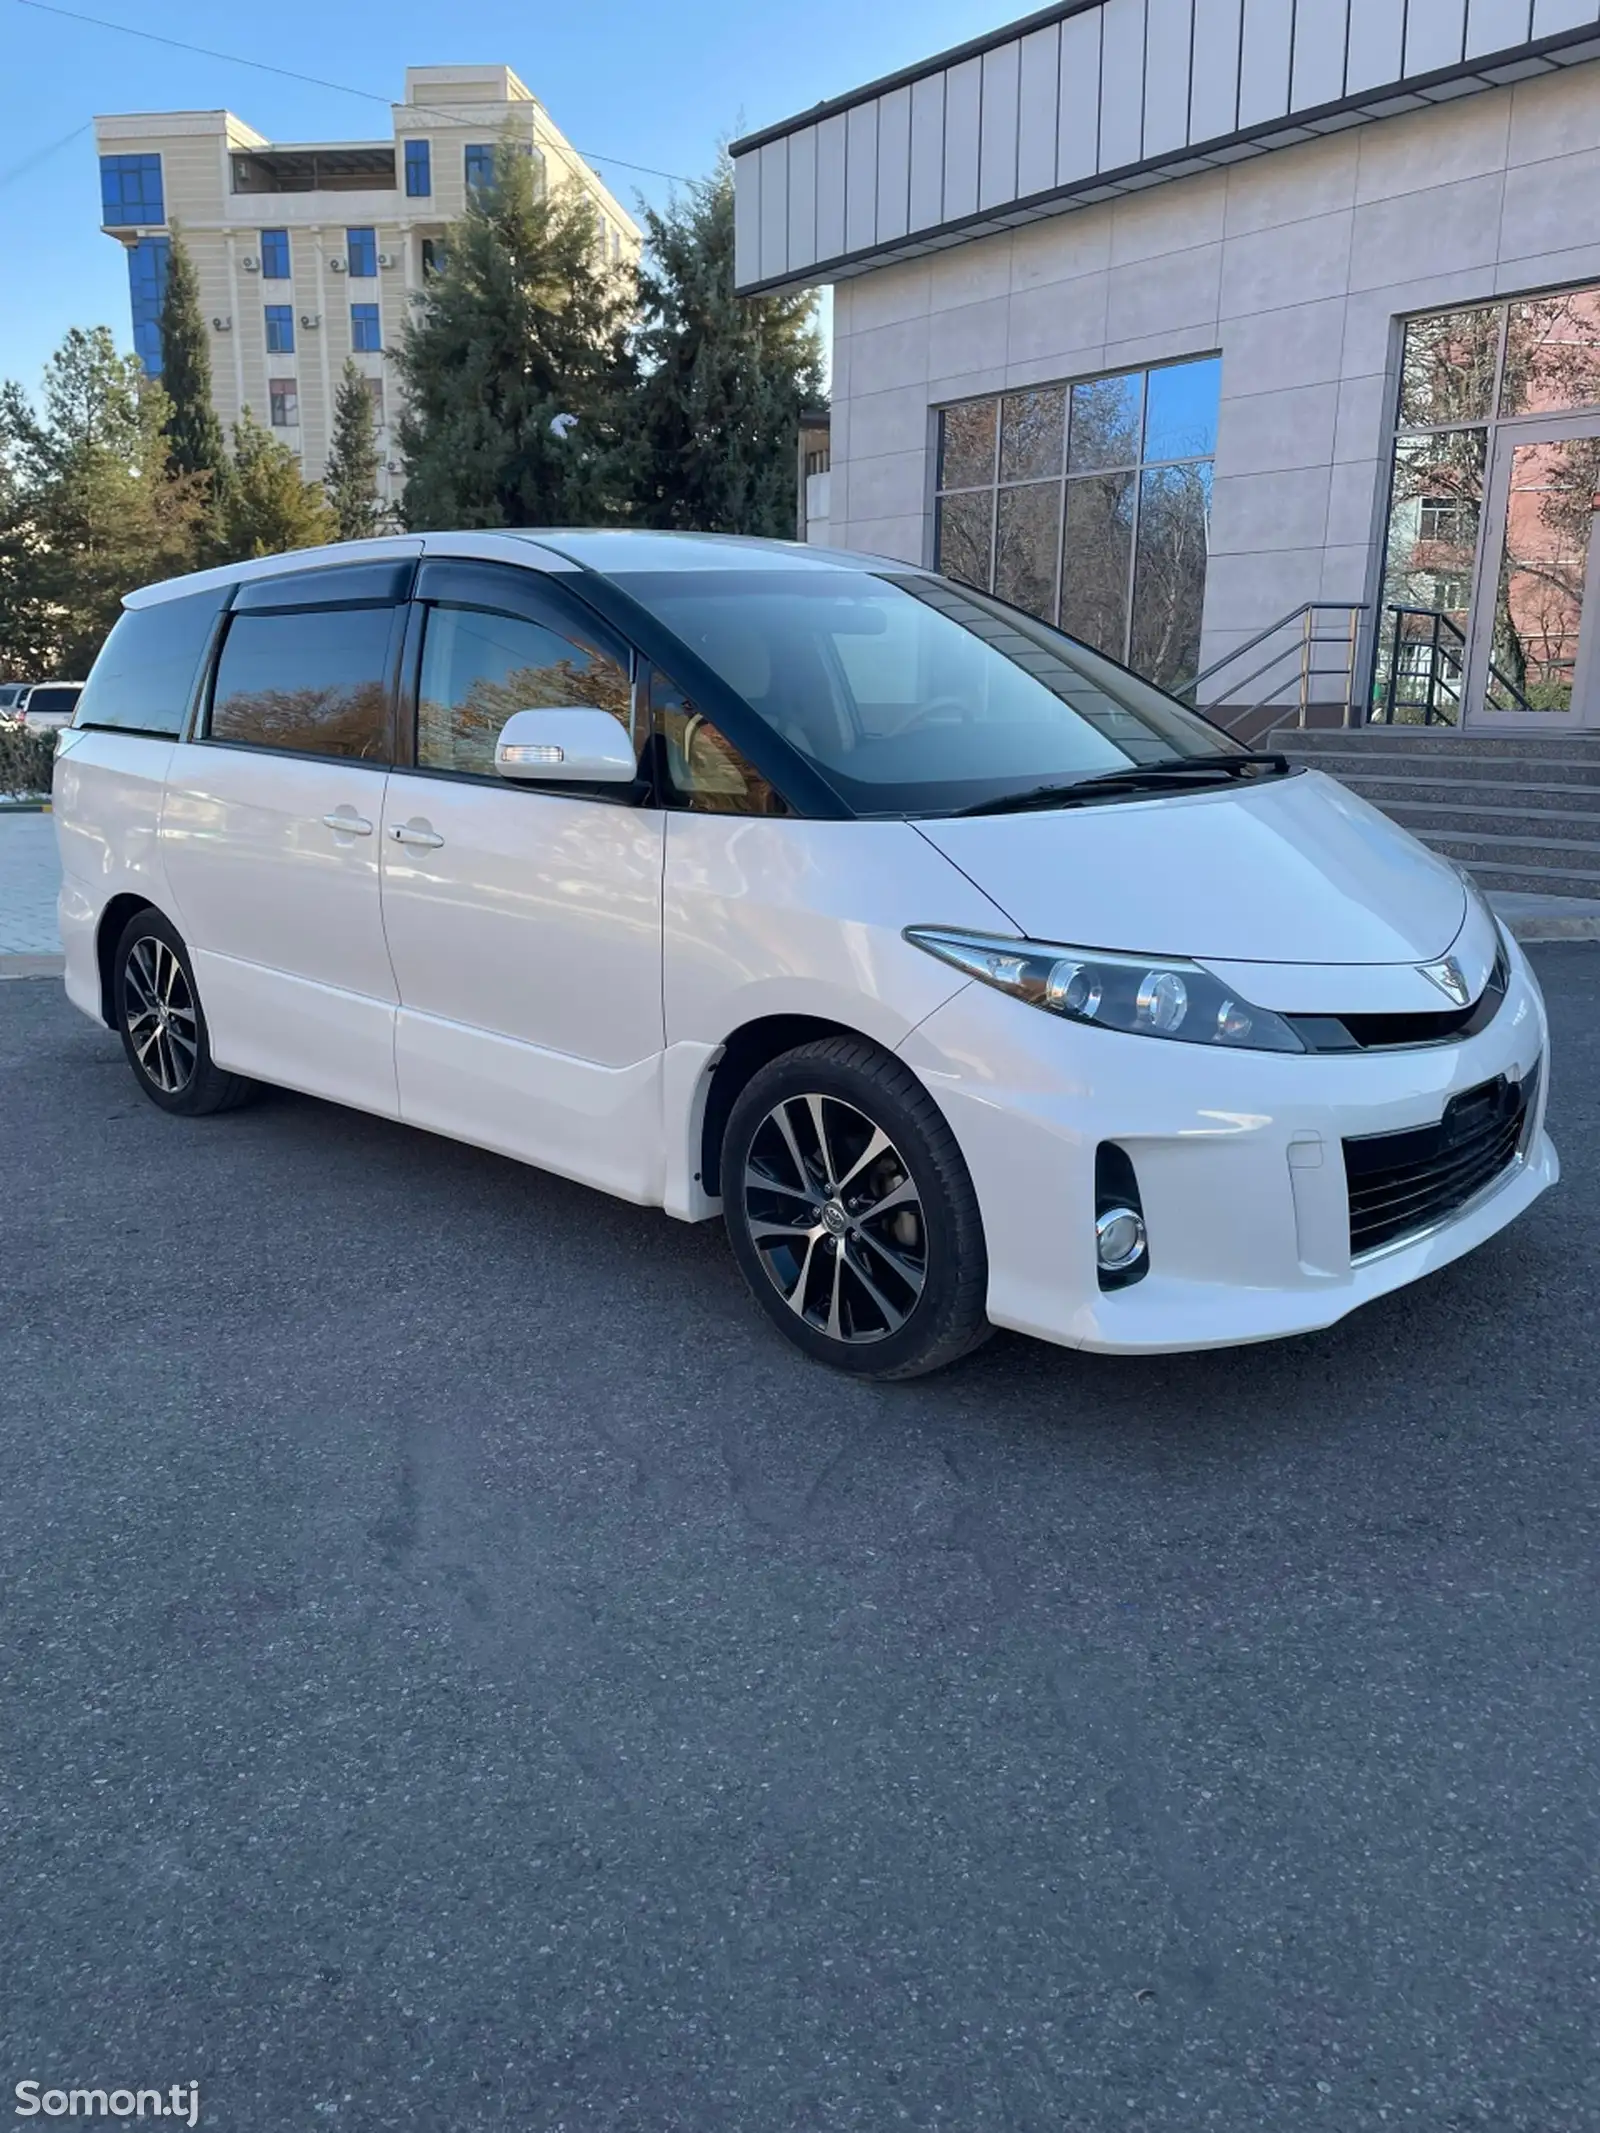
494;706;637;784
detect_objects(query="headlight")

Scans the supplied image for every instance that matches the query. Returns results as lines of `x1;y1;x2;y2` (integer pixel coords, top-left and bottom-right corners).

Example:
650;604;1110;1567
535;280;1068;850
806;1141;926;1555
905;928;1305;1053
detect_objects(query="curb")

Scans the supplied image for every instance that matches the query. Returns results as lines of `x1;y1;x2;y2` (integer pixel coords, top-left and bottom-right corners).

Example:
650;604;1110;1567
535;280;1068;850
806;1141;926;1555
0;954;64;980
1500;915;1600;944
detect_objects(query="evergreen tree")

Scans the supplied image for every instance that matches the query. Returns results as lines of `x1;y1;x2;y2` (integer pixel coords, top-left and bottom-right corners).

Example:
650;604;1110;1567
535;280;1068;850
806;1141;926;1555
0;327;205;678
324;359;386;539
394;137;636;528
629;160;825;537
157;227;227;488
217;408;337;560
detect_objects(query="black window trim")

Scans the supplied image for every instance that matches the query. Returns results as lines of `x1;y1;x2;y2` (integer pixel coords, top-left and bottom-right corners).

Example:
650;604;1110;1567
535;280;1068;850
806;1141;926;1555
399;561;652;806
197;592;409;768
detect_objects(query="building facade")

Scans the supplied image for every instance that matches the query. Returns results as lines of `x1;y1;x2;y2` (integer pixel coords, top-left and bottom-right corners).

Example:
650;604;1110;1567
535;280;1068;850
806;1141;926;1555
97;66;641;511
732;1;1600;736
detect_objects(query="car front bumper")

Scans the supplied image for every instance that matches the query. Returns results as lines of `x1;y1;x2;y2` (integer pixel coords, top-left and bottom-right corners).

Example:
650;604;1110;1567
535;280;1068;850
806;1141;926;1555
897;937;1556;1355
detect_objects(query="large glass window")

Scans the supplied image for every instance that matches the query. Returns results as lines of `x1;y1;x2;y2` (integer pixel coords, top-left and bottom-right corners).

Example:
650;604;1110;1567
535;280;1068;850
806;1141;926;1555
464;144;495;193
416;603;633;780
346;227;377;277
619;567;1244;818
209;607;394;760
100;153;163;227
1381;286;1600;720
125;236;169;377
403;139;431;197
260;228;290;280
350;304;381;352
934;355;1220;694
269;377;298;428
264;305;294;355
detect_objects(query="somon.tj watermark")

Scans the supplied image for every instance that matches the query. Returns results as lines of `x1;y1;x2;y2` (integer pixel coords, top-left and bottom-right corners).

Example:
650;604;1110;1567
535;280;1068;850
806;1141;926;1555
14;2088;198;2125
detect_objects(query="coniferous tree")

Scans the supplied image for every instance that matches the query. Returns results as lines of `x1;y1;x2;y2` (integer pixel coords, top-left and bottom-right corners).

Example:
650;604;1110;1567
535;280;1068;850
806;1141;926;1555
218;408;337;560
395;137;636;528
0;327;205;677
630;160;825;536
157;227;227;489
324;359;386;539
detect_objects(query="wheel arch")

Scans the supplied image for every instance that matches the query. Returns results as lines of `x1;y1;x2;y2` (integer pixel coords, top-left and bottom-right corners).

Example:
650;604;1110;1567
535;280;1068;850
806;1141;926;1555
95;892;162;1027
699;1013;889;1198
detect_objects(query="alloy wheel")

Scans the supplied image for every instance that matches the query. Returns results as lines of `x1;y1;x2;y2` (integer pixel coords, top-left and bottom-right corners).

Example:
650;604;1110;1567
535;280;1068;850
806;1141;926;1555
123;936;199;1096
741;1092;927;1343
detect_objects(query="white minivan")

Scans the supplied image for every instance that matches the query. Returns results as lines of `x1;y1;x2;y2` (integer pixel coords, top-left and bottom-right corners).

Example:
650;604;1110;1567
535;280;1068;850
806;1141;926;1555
54;532;1555;1377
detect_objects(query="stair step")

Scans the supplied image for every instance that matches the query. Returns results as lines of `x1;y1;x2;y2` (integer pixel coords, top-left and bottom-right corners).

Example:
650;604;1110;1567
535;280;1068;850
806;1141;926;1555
1420;831;1600;873
1462;862;1600;897
1280;730;1600;764
1330;776;1600;807
1382;801;1600;839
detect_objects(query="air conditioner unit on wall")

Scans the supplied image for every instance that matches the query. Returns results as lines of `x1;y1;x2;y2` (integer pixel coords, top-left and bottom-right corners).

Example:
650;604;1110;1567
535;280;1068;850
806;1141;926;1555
328;257;348;273
299;312;320;329
211;316;232;331
376;252;396;269
240;255;260;272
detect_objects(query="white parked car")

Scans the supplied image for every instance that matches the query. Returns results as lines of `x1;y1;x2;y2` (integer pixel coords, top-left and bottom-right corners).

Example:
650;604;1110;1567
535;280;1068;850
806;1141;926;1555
19;681;84;731
53;533;1555;1377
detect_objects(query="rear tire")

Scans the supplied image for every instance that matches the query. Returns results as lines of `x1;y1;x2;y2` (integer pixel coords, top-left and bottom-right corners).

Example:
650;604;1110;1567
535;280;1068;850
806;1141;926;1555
112;908;256;1117
722;1036;992;1380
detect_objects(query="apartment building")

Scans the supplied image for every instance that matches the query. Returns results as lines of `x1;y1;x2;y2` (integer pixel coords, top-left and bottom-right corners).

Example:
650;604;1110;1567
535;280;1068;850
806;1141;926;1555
96;66;641;509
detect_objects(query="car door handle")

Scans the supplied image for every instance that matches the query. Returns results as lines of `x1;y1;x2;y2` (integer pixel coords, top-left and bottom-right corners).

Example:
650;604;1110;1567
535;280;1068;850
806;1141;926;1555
322;810;374;836
389;821;445;849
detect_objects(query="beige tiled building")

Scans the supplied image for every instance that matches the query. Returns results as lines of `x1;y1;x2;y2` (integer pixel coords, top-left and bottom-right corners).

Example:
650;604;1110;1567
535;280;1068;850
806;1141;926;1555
96;66;641;510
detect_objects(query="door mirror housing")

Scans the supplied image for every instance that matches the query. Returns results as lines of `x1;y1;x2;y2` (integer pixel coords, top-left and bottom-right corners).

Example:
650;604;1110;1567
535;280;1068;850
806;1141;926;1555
494;707;637;784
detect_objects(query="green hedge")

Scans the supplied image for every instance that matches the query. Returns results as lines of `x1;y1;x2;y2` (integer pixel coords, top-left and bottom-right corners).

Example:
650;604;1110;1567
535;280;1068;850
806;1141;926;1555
0;725;58;799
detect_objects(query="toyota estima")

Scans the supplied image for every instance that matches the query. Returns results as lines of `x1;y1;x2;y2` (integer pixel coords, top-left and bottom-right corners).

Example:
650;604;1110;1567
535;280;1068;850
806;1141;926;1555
54;531;1555;1378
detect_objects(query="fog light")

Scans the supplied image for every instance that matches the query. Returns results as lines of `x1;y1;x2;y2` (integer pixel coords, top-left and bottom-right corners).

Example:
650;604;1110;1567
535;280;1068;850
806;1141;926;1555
1095;1206;1147;1272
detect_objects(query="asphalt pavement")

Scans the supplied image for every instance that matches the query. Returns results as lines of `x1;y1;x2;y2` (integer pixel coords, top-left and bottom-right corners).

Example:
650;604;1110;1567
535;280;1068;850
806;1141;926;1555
2;957;1598;2132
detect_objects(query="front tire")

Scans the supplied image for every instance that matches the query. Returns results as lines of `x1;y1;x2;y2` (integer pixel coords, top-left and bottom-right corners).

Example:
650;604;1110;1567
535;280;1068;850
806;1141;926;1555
722;1036;992;1379
113;908;256;1117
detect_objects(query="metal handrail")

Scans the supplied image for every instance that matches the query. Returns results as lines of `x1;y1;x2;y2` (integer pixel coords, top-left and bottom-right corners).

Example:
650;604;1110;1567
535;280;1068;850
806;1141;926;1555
1187;602;1369;732
1379;605;1535;723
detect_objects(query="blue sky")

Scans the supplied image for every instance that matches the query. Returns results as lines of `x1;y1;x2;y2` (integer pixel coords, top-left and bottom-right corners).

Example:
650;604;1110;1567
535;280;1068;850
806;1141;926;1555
0;0;1003;392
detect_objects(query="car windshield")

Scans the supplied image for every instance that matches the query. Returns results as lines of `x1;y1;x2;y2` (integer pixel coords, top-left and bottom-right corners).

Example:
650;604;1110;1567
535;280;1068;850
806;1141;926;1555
616;568;1244;815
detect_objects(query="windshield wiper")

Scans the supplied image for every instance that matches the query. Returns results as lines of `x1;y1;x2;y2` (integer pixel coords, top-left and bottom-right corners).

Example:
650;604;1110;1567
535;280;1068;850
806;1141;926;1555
955;752;1292;818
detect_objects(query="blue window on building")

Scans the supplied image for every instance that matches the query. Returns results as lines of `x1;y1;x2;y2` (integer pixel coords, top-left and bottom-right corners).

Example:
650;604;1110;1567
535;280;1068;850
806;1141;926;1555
100;152;164;227
126;235;170;376
464;143;495;193
350;303;381;352
260;228;290;279
346;227;377;277
404;139;431;197
265;304;295;354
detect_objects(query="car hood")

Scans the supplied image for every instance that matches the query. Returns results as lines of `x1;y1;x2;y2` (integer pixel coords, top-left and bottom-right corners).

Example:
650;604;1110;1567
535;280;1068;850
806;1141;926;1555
915;770;1468;965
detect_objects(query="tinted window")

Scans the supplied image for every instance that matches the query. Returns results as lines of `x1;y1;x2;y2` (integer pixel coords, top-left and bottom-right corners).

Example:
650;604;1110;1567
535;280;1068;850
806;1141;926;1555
417;603;633;779
618;569;1244;817
76;589;227;737
651;669;786;817
25;686;81;717
210;607;394;761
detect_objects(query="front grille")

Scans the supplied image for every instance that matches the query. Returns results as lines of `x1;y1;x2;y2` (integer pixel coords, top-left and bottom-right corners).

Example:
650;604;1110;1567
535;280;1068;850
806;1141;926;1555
1344;1067;1537;1259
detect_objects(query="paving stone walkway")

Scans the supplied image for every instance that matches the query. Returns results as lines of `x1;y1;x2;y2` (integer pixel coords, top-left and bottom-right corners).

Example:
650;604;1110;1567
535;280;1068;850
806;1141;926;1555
0;811;62;958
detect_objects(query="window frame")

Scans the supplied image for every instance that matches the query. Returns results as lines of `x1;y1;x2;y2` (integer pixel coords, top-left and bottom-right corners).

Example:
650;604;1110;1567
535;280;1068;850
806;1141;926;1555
268;376;299;428
346;226;377;278
398;562;647;804
264;304;295;355
260;228;291;279
463;143;495;193
350;302;381;353
403;139;432;197
100;152;164;227
197;566;414;768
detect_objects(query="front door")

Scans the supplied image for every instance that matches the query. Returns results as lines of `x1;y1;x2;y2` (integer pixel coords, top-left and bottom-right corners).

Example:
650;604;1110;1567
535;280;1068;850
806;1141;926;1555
380;562;667;1203
1466;411;1600;729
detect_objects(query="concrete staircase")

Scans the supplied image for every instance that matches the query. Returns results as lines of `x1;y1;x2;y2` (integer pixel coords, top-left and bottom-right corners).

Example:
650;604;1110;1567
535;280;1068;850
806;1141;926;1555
1275;727;1600;901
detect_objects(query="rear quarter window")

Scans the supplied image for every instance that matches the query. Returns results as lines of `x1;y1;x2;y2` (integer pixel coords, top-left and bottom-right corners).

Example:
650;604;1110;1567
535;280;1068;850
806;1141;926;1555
76;587;230;736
